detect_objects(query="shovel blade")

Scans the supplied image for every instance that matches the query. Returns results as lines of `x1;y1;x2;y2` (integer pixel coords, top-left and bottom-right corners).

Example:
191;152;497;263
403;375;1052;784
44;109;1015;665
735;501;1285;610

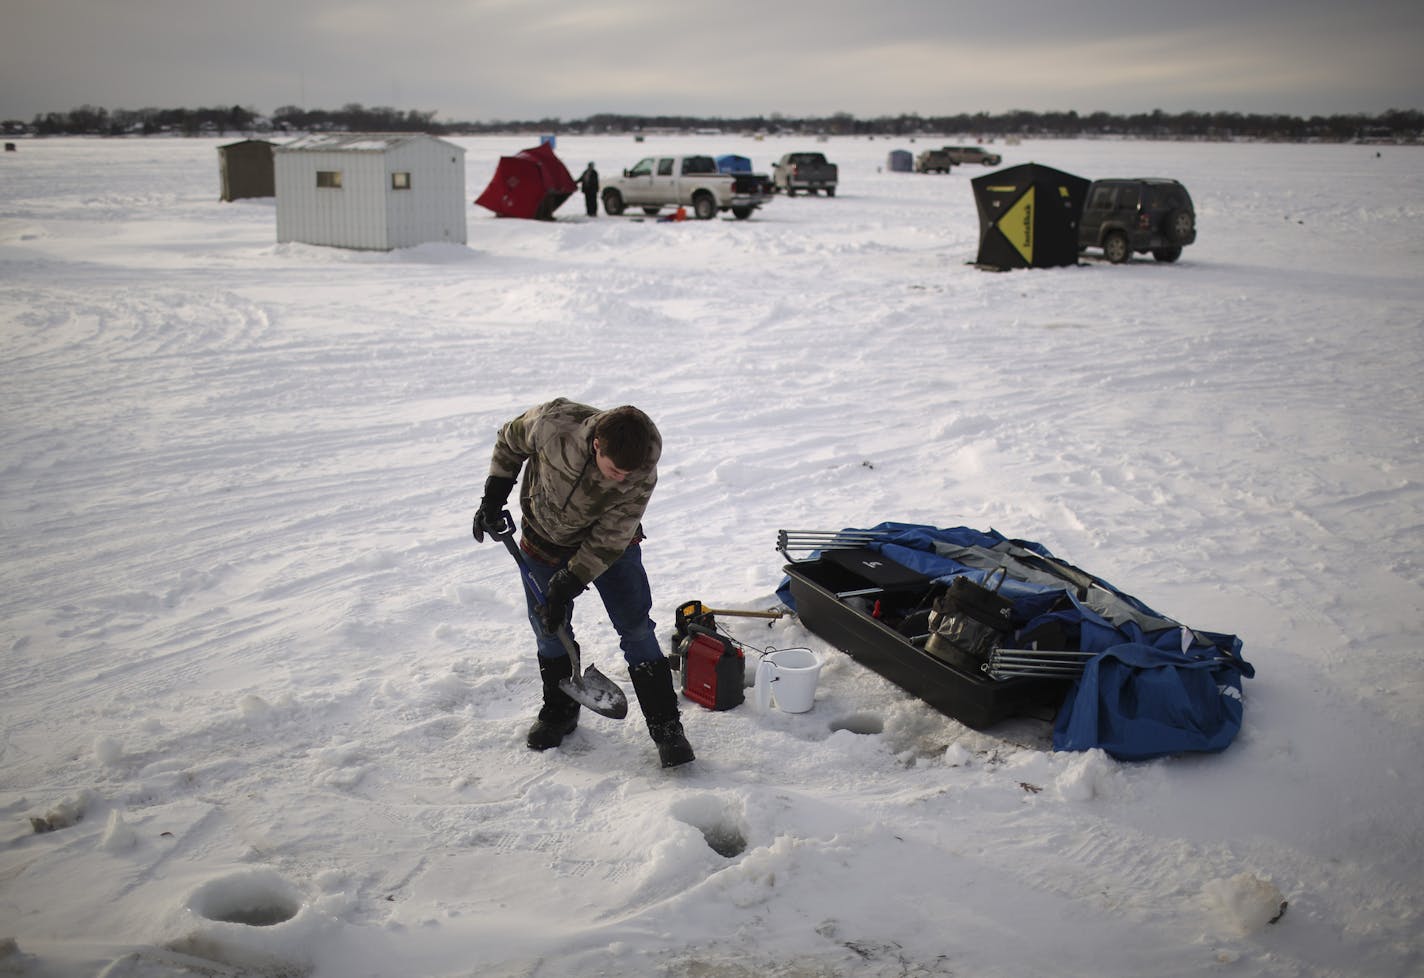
559;665;629;720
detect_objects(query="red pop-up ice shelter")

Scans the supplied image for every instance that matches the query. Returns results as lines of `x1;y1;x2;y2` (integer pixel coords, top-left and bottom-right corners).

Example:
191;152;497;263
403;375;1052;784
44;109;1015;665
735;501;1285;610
474;143;577;220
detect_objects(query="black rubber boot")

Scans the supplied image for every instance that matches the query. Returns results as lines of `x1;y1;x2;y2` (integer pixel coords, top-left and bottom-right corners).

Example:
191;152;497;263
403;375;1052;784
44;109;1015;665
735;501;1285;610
629;658;695;768
527;655;580;751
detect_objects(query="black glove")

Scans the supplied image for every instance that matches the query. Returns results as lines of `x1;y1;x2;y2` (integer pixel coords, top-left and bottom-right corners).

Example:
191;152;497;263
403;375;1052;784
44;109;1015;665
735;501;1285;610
471;476;516;542
538;568;586;633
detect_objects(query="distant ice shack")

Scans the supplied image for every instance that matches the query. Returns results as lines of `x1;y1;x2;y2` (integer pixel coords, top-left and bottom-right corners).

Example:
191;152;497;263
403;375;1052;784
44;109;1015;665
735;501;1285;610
274;133;466;250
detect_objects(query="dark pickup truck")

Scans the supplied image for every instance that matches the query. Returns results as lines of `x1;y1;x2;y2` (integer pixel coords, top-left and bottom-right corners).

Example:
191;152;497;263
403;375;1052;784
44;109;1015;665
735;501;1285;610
771;152;838;196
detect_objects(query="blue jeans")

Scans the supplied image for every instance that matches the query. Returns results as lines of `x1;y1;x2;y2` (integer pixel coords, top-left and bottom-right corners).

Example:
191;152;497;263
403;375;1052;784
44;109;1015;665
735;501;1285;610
521;544;664;667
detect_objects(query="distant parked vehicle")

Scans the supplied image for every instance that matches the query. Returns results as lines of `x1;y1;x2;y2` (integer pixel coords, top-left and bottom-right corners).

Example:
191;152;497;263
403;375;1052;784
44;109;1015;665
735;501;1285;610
942;146;1003;166
915;148;955;173
771;152;838;196
1078;177;1197;263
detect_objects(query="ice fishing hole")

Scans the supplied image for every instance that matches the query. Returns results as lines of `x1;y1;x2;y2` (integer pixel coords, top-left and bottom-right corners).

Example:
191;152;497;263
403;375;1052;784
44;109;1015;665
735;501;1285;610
671;795;749;859
829;712;884;736
701;823;748;859
188;870;303;927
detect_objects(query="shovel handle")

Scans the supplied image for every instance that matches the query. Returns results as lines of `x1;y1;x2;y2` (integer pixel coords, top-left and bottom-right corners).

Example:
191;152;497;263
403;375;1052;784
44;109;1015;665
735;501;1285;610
679;598;784;621
490;510;546;600
705;607;785;619
490;510;578;651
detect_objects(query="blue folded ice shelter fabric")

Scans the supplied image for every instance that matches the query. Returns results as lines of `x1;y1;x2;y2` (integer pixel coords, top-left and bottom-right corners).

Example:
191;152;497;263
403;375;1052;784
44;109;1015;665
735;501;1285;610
1051;642;1251;760
776;521;1253;760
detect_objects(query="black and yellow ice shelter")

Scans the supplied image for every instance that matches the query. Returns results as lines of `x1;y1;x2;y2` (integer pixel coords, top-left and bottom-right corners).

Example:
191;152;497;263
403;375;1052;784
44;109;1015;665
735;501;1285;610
971;163;1089;269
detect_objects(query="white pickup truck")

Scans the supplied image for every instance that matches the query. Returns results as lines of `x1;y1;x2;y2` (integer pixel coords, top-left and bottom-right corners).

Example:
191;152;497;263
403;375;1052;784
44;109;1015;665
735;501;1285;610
601;154;773;220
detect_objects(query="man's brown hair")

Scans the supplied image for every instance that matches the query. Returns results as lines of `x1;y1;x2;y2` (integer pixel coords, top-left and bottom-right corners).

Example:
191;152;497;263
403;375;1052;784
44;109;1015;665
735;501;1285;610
594;406;655;471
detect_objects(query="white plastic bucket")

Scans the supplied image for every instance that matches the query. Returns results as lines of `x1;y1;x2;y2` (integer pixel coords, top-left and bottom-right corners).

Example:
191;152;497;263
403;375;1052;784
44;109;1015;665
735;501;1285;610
753;647;822;714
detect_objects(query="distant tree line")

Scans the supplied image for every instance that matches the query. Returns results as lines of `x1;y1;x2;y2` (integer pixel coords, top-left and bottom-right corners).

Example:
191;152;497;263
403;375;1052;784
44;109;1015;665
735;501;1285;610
270;104;440;133
5;104;1420;142
7;103;441;137
18;104;257;137
512;108;1422;142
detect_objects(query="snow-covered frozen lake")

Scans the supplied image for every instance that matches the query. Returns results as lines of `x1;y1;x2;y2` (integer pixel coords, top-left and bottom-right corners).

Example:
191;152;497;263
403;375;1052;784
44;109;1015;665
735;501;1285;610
2;133;1421;977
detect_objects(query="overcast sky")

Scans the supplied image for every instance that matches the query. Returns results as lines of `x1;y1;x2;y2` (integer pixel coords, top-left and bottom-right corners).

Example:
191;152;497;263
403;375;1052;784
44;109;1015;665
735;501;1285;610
4;0;1421;122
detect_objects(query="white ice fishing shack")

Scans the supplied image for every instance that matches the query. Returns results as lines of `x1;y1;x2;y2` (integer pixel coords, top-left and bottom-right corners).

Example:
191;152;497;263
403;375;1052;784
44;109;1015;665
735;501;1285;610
274;133;466;250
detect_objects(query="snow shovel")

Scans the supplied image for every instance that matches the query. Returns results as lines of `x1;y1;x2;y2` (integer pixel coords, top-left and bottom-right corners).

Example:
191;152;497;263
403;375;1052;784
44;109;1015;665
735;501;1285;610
490;511;629;720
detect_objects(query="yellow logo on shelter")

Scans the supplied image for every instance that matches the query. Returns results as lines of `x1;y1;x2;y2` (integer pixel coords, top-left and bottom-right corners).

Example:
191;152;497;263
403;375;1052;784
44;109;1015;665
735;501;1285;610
996;186;1035;264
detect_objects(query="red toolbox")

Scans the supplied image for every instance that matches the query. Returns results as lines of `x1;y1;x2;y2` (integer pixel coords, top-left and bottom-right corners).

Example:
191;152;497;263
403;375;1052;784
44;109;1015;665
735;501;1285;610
678;624;745;711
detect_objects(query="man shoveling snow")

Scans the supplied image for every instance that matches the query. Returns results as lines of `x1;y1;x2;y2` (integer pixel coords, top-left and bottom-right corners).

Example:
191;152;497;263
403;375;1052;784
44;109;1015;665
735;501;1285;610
472;398;695;768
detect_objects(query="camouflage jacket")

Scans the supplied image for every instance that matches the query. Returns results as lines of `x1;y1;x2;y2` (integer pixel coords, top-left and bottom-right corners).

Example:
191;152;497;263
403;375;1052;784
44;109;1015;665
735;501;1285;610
488;398;661;584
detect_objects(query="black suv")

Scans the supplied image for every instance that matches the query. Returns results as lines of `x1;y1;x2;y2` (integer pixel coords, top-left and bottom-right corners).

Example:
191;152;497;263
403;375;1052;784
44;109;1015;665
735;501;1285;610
1078;178;1196;263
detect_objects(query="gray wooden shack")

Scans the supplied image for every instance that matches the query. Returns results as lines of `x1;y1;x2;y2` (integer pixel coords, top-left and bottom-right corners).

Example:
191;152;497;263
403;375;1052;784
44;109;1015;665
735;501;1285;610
218;139;276;201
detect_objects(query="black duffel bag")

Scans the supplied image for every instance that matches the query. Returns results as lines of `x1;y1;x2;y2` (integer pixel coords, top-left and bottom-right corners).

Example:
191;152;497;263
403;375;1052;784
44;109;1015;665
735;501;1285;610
925;567;1013;674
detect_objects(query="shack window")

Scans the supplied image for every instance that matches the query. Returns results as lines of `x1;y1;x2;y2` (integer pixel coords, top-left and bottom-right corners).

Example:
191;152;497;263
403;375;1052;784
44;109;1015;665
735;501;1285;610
391;171;411;190
316;170;343;189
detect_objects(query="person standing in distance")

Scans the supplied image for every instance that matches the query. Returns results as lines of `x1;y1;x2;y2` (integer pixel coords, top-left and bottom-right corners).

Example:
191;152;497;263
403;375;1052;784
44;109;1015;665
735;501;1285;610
472;398;694;768
577;162;599;218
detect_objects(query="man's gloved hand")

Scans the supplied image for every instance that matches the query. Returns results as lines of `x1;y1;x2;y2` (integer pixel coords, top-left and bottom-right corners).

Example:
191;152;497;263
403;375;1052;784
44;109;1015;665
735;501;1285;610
538;568;586;633
471;476;516;542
